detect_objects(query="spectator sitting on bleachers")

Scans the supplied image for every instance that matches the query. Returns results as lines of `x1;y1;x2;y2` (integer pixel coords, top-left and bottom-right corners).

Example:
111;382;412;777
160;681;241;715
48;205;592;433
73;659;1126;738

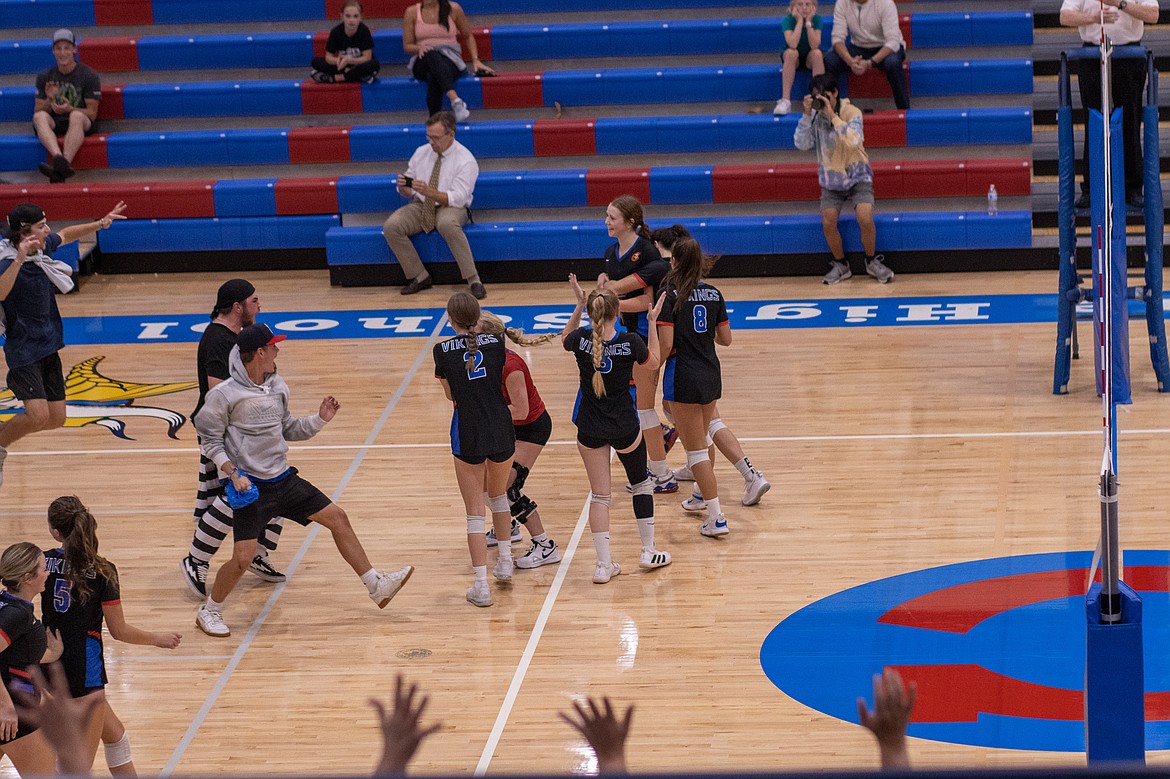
774;0;825;115
402;0;494;122
32;30;101;184
795;73;894;285
824;0;908;110
311;0;381;84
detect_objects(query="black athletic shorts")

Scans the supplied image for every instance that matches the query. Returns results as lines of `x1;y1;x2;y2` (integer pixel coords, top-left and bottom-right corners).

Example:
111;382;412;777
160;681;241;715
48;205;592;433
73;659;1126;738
577;426;640;452
514;410;552;446
232;468;330;542
7;352;66;401
52;113;97;137
454;445;515;465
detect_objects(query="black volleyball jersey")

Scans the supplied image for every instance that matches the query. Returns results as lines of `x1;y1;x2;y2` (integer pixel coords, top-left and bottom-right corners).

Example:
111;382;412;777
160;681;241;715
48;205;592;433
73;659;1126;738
42;548;120;693
434;333;515;457
603;237;669;335
564;327;649;439
0;591;46;696
661;281;728;404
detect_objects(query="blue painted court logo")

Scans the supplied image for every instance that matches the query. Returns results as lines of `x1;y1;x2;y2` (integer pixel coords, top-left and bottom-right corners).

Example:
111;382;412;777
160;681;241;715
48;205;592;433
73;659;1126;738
760;551;1170;752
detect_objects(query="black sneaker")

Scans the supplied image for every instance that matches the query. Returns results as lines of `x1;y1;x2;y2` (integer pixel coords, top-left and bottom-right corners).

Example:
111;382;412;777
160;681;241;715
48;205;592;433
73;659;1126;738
180;554;208;597
309;70;331;83
247;554;286;583
52;154;75;181
38;161;63;183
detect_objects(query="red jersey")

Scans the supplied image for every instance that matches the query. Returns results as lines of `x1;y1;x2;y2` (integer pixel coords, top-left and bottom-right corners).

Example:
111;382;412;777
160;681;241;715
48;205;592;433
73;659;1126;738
502;349;546;426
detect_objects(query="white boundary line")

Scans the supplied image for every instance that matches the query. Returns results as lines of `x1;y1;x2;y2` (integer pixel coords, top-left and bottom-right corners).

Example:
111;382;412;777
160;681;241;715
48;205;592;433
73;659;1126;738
160;315;448;777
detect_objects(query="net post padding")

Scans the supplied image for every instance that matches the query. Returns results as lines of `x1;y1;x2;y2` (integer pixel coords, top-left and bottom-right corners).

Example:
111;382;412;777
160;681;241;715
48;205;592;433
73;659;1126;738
1054;53;1078;395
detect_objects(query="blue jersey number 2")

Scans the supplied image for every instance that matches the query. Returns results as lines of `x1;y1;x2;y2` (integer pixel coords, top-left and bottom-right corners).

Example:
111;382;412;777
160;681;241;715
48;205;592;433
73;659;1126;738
693;305;708;333
467;350;486;380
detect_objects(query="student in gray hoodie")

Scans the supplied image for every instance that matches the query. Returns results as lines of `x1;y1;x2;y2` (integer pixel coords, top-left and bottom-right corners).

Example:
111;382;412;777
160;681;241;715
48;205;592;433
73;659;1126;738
192;322;413;637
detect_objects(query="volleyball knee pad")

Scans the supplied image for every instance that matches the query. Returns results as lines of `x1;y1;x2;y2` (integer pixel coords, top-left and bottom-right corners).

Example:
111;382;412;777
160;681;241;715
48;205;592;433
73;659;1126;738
589;492;612;507
510;461;530;492
685;449;711;468
510;491;538;524
466;516;486;534
706;434;714;448
486;494;509;514
638;409;660;430
707;418;727;437
631;479;654;497
105;733;132;768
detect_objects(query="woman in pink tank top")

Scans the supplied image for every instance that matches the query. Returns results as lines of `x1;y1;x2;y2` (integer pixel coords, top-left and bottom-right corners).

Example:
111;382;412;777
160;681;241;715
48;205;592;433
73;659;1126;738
402;0;495;121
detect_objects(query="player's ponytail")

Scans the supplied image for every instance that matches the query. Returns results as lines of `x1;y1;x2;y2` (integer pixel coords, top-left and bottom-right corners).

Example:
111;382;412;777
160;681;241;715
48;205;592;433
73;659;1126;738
478;310;561;347
49;495;118;603
665;237;707;315
447;291;482;372
586;287;620;398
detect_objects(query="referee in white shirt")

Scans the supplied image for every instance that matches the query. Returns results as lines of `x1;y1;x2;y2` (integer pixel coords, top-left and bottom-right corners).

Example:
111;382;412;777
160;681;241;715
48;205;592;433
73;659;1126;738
383;110;487;299
1060;0;1159;210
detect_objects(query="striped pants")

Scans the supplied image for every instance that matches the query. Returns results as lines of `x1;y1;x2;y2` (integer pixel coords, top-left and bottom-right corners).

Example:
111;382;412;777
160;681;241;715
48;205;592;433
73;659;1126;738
190;454;285;562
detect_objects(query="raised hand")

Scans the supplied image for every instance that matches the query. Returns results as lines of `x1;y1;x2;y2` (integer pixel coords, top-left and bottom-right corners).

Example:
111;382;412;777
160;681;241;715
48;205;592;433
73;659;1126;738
559;696;633;774
370;675;442;776
857;667;916;770
320;395;341;421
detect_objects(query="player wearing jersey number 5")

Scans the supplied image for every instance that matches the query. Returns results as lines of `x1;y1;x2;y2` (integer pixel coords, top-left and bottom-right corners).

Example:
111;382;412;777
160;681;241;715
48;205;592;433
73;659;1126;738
657;238;733;537
434;293;517;607
562;275;671;584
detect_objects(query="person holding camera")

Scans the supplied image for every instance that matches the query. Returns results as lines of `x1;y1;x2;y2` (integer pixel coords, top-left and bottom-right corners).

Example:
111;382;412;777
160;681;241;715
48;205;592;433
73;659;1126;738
794;74;893;285
382;111;486;300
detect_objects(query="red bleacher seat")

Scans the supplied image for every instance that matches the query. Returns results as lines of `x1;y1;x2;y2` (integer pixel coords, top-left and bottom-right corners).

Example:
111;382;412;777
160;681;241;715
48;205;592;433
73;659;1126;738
586;168;650;206
96;85;125;120
312;31;329;59
481;72;543;109
533;119;596;157
144;181;216;217
966;158;1031;196
869;161;905;198
464;28;492;63
301;81;364;115
899;159;963;198
6;184;94;219
288;127;351;164
845;66;902;99
863;111;907;147
78;37;139;72
776;163;821;201
275;177;339;215
712;165;780;204
94;0;153;25
899;15;912;47
71;136;109;170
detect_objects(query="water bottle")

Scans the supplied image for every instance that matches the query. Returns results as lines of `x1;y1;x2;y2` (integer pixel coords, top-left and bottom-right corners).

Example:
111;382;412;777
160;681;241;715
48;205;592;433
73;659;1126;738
987;184;998;216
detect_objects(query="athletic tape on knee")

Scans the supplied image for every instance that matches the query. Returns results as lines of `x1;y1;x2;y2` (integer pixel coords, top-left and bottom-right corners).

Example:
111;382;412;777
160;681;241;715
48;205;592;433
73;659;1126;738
631;479;654;497
685;448;711;468
105;733;132;768
638;409;660;430
590;492;612;507
708;418;727;437
487;494;509;514
466;516;486;534
511;461;530;491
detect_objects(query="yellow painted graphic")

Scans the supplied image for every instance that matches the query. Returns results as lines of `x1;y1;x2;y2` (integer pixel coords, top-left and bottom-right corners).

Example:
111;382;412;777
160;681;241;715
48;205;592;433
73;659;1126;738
0;356;197;439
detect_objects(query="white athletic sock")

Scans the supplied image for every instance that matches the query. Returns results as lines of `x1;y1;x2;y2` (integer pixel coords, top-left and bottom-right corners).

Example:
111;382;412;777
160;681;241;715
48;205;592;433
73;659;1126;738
636;517;655;548
707;497;722;521
497;539;512;561
648;459;671;479
473;565;488;583
531;532;548;544
360;569;379;591
591;531;612;564
205;596;223;611
735;457;753;479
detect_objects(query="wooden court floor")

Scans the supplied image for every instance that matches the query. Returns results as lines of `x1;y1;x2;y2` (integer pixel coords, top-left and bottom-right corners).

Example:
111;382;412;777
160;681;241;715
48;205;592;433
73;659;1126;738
2;269;1169;776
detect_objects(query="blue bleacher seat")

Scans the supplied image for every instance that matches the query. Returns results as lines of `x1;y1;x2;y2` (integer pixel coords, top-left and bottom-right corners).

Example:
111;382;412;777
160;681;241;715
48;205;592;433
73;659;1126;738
905;109;970;146
0;40;46;75
717;115;796;152
360;78;424;113
649;166;713;205
722;64;779;101
348;125;423;163
459;121;535;158
656;115;720;154
100;215;337;252
195;34;259;70
703;215;776;254
666;19;732;55
594;117;656;155
966;107;1032;145
0;86;36;122
898;212;968;250
0;136;42;171
609;21;670;57
520;169;587;209
964;211;1032;248
336;175;397;214
180;82;243;117
135;36;202;71
542;71;606;108
226;128;290;165
0;0;95;28
251;33;315;68
214;179;277;217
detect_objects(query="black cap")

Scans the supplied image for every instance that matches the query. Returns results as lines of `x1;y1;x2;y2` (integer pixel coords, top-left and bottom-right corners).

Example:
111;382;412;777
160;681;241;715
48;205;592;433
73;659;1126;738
237;323;286;352
7;204;45;236
211;278;255;319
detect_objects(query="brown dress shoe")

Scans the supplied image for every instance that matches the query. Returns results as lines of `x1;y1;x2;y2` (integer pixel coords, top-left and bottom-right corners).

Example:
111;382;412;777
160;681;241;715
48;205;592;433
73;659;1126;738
469;281;487;300
400;275;433;295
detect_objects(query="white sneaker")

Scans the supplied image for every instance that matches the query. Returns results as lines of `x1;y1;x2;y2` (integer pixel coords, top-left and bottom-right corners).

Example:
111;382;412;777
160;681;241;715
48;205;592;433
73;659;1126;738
516;539;562;569
466;580;492;607
773;98;791;115
486;519;522;548
593;561;621;584
639;548;672;570
681;491;706;512
742;471;771;506
369;566;414;608
492;556;514;582
673;463;694;481
700;514;730;537
196;604;230;637
451;97;470;122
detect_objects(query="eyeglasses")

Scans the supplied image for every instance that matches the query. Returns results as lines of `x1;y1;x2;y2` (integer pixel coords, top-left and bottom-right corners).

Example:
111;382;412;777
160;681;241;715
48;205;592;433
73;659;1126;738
426;130;451;141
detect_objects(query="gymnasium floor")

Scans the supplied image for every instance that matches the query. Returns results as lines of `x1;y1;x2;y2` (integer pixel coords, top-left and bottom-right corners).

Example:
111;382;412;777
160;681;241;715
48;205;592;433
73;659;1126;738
2;269;1168;776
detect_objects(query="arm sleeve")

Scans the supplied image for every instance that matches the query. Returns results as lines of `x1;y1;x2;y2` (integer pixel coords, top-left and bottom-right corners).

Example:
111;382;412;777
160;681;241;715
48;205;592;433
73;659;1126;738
193;390;233;470
433;342;445;379
813;15;824;29
563;329;579;352
794;115;815;150
206;342;232;382
715;295;729;326
405;145;425;183
99;564;120;605
831;0;849;44
445;150;479;209
43;233;63;255
834;111;865;146
358;25;375;51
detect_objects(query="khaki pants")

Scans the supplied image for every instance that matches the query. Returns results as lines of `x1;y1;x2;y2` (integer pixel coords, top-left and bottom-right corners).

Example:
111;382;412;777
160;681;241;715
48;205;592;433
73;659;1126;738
381;201;478;282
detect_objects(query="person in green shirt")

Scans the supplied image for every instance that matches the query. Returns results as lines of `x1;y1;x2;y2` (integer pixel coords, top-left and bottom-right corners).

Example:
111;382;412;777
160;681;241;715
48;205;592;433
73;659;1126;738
774;0;824;115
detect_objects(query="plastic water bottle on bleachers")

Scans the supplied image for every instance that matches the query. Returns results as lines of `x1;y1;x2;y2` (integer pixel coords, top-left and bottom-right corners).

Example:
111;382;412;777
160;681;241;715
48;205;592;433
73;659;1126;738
987;185;998;216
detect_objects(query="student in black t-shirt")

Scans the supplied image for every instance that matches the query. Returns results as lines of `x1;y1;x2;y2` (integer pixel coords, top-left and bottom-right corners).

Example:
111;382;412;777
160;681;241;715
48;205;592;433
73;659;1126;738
44;496;181;776
658;238;734;539
311;0;380;84
561;277;672;584
598;196;678;496
0;542;62;774
32;29;102;183
433;291;516;607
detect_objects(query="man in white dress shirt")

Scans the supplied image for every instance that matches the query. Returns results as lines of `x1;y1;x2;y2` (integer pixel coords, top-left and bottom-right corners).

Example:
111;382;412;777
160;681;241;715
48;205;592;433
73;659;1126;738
383;110;486;299
1060;0;1159;210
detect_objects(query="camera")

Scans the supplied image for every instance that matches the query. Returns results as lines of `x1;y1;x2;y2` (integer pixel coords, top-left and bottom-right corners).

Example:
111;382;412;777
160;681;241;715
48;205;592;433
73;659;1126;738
811;94;828;111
